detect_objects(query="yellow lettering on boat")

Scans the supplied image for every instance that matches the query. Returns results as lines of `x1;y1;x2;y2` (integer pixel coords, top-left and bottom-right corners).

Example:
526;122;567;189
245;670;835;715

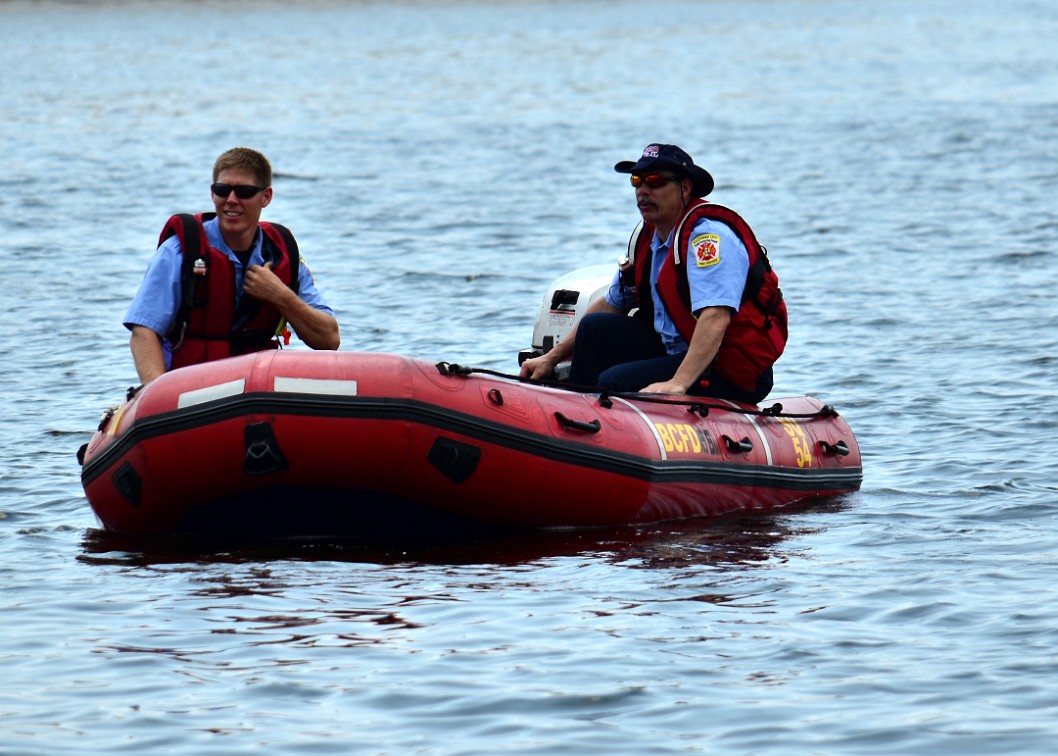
780;418;813;467
656;424;674;452
654;423;703;454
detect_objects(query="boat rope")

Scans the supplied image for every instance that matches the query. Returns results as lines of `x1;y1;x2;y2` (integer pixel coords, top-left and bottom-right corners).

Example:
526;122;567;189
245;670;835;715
434;362;837;419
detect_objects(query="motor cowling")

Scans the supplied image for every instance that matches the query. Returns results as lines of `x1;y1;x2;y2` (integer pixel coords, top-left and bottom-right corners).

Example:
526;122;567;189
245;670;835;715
517;264;614;380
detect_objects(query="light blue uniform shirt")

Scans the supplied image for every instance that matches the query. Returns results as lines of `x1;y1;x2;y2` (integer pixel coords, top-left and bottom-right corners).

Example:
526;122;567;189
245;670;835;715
124;217;335;367
605;217;749;354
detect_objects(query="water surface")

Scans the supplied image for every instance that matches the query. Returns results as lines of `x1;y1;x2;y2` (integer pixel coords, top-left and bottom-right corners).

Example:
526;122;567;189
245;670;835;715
1;0;1057;753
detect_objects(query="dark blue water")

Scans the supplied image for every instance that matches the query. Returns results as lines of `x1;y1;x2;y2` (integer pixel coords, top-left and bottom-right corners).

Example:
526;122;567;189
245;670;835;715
2;0;1057;753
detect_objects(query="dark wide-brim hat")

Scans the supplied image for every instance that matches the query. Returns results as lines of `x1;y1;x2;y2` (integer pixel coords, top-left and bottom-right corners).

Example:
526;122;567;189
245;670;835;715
614;143;714;197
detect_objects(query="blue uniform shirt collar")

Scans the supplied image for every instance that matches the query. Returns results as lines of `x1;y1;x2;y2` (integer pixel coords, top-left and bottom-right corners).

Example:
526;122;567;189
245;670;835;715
203;216;264;263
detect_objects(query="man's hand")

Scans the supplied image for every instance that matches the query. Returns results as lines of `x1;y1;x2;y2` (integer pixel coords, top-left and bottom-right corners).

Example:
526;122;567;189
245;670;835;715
640;379;690;395
519;353;560;381
242;261;289;305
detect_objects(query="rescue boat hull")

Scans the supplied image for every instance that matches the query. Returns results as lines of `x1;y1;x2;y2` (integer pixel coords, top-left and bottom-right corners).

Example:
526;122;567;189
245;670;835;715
79;350;862;538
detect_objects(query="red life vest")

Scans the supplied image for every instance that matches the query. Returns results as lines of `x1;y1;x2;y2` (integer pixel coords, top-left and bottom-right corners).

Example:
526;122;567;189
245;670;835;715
157;213;300;370
625;201;788;392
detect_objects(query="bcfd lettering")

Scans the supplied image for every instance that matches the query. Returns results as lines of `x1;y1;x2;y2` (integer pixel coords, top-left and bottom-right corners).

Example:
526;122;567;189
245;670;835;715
779;418;813;468
654;422;703;454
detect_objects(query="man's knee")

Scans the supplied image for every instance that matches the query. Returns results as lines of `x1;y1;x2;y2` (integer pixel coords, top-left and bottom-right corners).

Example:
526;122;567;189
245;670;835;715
577;312;625;340
597;364;640;392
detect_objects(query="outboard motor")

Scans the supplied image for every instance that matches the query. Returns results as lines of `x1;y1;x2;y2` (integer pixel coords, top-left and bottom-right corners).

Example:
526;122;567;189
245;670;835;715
517;264;614;380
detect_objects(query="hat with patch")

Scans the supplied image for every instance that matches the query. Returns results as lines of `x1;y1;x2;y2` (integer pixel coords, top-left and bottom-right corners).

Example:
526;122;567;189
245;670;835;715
614;143;714;197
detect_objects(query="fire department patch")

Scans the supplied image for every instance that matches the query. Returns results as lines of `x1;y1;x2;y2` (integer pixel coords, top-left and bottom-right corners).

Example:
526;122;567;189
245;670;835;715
692;233;721;268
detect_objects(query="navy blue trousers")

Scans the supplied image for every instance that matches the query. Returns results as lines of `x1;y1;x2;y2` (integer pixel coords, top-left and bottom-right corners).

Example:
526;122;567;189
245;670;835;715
568;312;773;404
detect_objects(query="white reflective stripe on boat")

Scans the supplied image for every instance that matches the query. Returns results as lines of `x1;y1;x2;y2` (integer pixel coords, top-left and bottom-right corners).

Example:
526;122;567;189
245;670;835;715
274;377;359;396
745;414;773;465
611;396;668;460
177;378;246;408
717;399;774;466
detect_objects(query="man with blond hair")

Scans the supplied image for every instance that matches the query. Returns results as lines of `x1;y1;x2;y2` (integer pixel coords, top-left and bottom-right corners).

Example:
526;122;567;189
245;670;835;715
125;147;339;384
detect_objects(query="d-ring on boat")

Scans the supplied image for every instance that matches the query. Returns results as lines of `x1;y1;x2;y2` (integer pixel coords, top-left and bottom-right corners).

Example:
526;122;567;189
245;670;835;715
78;267;862;538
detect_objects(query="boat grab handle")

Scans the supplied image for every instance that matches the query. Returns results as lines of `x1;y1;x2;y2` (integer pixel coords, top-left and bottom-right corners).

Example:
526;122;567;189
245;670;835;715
722;435;754;453
554;412;601;434
819;439;850;456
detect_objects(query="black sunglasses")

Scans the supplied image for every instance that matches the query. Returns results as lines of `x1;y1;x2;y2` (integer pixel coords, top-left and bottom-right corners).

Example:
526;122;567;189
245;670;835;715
211;183;265;200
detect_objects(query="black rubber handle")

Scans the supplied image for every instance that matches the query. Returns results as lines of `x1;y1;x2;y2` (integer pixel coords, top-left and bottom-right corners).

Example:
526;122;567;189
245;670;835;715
554;412;601;434
820;439;850;457
722;435;754;453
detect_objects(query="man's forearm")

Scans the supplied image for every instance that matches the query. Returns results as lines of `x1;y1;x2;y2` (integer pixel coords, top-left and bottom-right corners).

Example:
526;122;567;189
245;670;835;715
129;326;166;385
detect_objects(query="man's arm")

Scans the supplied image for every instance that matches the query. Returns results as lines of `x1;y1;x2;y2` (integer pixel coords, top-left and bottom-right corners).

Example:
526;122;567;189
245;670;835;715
129;325;167;385
640;306;731;394
519;296;620;381
243;262;340;350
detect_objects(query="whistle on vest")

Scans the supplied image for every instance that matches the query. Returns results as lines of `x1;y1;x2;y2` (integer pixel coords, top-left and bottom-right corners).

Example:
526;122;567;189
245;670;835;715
190;257;209;307
618;255;635;287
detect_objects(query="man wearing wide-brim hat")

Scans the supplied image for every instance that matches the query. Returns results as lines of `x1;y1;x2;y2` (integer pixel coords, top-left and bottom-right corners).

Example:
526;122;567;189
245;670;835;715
520;143;787;404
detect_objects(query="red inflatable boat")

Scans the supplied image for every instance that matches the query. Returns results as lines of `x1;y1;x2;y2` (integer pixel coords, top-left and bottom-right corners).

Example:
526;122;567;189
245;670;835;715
79;349;861;537
79;267;861;538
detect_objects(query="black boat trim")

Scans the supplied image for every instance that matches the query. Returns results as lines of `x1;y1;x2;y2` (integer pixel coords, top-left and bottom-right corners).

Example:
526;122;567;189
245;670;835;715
80;391;862;491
